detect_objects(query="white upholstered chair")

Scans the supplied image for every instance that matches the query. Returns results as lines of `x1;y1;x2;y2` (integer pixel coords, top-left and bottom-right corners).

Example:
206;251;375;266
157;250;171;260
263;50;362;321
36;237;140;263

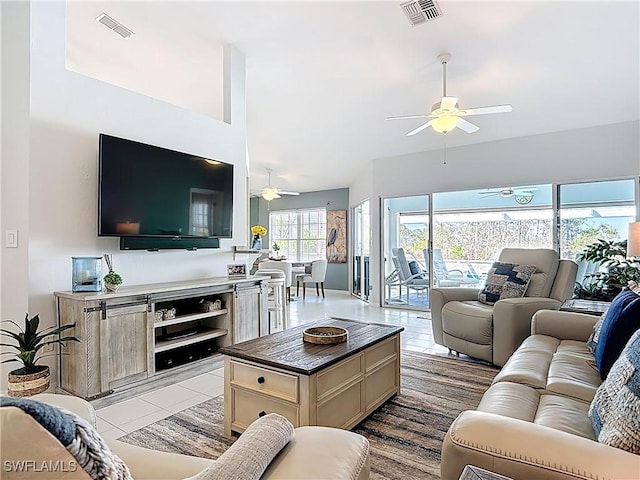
296;259;328;299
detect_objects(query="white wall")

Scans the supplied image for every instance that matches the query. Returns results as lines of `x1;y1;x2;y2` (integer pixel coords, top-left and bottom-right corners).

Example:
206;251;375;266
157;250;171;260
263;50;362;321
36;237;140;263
359;120;640;306
1;1;32;390
1;1;248;391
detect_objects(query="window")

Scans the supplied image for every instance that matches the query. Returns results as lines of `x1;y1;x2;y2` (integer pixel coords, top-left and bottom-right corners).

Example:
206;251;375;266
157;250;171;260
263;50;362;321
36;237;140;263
269;208;326;262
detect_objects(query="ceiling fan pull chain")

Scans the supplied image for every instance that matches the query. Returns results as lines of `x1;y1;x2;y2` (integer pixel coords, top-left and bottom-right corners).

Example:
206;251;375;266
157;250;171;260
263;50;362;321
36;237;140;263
443;135;447;165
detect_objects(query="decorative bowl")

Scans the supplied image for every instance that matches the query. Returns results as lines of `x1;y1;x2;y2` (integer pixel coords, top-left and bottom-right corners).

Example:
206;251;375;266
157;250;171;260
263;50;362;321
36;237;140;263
302;326;348;344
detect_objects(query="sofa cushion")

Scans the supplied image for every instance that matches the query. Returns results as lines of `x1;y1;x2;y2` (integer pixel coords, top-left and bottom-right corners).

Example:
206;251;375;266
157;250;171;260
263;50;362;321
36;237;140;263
594;288;640;379
442;301;494;344
478;262;537;305
493;335;601;402
408;260;421;277
0;397;132;480
477;382;594;440
589;329;640;454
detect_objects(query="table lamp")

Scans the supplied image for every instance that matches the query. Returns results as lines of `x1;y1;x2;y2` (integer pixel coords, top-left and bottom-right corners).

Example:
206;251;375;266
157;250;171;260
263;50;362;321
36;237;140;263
628;222;640;258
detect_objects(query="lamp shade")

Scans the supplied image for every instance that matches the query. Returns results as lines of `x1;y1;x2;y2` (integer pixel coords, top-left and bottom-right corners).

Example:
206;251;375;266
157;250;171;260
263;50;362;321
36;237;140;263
628;222;640;257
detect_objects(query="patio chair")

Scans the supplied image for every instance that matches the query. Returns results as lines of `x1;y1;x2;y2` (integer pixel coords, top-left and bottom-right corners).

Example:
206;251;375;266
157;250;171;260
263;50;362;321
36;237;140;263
426;248;480;287
391;248;430;304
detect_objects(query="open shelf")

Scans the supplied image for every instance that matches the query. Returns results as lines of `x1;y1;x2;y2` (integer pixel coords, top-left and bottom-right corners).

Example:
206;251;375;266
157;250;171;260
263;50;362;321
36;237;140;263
155;328;227;353
154;309;228;329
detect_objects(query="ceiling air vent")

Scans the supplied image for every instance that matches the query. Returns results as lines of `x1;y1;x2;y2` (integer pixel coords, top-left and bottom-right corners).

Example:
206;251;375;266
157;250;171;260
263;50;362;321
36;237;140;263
400;0;443;26
96;13;134;39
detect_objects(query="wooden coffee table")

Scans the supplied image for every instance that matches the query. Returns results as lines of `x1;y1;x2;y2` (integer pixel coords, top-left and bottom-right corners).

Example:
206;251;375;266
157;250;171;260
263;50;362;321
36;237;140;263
220;318;404;435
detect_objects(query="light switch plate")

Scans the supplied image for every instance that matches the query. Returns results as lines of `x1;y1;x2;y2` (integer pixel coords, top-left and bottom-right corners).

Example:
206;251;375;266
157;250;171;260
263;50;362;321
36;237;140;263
5;230;18;248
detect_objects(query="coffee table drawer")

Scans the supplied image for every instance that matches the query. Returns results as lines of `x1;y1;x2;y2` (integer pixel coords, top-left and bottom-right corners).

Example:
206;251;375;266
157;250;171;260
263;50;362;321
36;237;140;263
232;388;299;430
317;353;364;398
365;336;397;371
230;360;298;402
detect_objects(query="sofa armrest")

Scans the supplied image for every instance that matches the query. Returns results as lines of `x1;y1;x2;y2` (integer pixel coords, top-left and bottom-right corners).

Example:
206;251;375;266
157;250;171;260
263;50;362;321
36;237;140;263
492;297;562;367
430;288;481;344
32;393;97;428
442;411;640;480
531;310;598;341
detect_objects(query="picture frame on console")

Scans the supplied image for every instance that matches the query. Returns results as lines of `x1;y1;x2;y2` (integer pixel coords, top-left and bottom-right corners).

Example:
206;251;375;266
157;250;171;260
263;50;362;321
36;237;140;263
227;263;247;278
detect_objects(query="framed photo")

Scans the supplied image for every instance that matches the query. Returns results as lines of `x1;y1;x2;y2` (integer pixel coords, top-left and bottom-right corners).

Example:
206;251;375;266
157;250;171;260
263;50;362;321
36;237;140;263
227;263;247;278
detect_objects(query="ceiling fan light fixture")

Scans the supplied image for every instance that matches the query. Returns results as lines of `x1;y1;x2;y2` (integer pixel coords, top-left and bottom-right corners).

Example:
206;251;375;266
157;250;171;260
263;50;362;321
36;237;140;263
431;115;459;133
262;188;279;201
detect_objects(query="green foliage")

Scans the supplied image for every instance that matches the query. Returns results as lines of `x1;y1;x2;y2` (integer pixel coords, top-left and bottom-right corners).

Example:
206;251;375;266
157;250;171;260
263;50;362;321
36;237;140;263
272;242;280;252
576;239;640;301
1;313;79;373
104;270;123;285
450;245;465;260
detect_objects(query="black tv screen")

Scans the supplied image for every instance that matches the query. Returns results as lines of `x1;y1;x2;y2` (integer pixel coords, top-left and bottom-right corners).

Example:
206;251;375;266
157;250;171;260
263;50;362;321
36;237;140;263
98;134;233;240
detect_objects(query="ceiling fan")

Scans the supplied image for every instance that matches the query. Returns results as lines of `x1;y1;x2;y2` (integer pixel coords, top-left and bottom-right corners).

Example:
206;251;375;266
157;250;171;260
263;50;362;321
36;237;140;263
257;169;300;201
386;53;513;135
478;187;538;205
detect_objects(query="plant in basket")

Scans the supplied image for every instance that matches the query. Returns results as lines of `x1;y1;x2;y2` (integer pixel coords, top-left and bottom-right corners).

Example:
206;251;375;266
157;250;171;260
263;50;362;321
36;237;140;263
1;313;79;396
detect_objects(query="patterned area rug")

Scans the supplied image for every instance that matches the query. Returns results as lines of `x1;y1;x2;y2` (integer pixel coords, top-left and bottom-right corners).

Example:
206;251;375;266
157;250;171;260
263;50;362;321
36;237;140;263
119;352;498;479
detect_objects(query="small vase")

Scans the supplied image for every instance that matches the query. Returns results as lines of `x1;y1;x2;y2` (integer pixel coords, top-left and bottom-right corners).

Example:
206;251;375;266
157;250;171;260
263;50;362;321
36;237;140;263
105;282;120;293
252;235;263;250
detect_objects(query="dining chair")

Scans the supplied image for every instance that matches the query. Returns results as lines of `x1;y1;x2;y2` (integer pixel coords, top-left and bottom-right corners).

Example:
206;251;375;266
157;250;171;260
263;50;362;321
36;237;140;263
296;259;328;299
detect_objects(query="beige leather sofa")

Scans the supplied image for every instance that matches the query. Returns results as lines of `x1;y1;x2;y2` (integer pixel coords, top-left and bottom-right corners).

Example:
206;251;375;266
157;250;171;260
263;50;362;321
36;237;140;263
441;310;640;480
431;248;578;366
2;393;370;480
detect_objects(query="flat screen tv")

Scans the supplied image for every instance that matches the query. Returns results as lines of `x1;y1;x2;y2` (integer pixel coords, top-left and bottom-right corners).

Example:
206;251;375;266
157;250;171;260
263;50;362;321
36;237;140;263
98;134;233;250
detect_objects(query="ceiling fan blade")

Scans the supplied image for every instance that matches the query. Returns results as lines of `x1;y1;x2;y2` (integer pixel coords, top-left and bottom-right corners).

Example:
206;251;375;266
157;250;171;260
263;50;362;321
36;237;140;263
406;120;434;136
456;118;480;133
278;191;300;196
385;114;432;120
478;192;500;197
440;96;458;111
460;104;512;116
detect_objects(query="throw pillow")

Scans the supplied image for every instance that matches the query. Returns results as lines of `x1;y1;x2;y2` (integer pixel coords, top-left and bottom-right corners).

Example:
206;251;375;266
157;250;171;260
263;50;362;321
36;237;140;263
408;260;421;277
587;313;606;354
195;413;294;480
589;328;640;454
594;288;640;379
478;262;537;305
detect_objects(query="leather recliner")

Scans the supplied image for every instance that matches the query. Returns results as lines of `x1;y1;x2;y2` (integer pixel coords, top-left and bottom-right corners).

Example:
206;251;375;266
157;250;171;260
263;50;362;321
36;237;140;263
430;248;578;367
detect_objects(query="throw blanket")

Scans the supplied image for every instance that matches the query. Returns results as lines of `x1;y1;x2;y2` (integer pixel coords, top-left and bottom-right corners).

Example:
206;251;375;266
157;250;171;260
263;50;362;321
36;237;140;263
0;397;132;480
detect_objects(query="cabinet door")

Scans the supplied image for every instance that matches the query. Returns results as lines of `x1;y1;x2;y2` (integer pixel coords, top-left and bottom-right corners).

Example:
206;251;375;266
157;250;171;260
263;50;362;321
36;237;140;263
99;303;149;391
233;285;264;343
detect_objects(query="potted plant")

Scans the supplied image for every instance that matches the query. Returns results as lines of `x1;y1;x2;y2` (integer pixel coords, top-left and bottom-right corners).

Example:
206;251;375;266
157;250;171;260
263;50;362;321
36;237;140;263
575;239;640;301
1;313;79;397
272;241;281;258
103;253;123;292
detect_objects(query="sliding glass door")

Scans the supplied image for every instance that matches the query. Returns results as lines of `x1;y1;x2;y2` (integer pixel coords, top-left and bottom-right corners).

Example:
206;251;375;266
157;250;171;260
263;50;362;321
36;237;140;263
351;200;370;301
382;195;430;310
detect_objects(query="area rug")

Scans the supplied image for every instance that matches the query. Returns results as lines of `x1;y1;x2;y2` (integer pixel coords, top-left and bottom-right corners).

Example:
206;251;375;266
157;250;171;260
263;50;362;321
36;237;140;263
119;352;498;479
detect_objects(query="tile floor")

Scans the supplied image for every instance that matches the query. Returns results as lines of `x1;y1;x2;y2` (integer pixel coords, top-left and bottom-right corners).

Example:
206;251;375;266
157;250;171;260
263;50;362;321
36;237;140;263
95;290;447;440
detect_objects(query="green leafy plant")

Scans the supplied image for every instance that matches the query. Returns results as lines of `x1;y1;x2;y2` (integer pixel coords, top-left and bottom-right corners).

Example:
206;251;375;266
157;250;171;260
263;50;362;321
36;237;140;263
1;313;79;374
103;253;123;285
104;271;123;285
575;239;640;301
272;242;281;252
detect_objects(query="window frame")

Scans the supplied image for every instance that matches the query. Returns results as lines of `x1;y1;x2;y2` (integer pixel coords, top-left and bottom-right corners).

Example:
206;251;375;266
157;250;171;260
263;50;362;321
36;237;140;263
269;207;327;262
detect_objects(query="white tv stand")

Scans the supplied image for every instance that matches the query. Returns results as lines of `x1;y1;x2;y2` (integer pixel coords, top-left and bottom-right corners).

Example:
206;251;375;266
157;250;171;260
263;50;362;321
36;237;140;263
54;276;268;406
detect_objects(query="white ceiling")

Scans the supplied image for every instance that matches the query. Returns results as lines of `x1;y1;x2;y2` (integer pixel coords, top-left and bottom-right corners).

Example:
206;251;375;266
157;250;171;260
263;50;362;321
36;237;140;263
66;1;640;195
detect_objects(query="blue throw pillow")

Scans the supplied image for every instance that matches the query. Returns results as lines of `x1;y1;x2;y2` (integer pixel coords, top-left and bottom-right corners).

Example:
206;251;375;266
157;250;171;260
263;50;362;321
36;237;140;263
408;260;421;277
594;289;640;380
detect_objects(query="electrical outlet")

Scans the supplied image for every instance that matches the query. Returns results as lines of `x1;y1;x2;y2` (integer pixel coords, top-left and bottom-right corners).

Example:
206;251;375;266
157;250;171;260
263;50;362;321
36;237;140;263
43;343;55;353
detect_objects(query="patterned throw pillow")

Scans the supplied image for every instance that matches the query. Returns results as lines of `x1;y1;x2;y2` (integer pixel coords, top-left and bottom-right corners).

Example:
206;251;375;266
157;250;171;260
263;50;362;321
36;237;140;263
587;314;606;354
594;288;640;379
589;328;640;454
478;262;537;305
